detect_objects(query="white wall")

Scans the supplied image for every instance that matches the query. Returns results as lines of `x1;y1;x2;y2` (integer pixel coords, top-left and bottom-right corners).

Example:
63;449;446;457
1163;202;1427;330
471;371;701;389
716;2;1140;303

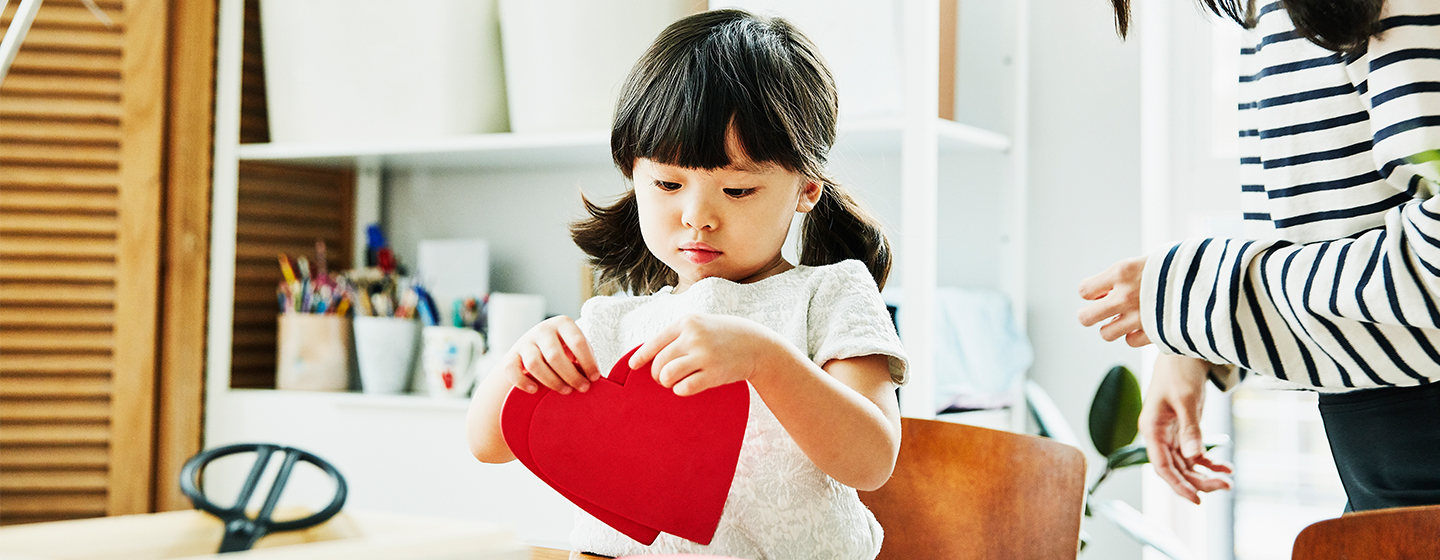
1025;1;1145;560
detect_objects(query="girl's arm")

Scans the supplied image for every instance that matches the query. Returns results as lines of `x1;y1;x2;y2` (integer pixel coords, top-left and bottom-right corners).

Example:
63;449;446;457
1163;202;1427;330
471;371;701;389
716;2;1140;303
466;316;600;464
628;314;901;491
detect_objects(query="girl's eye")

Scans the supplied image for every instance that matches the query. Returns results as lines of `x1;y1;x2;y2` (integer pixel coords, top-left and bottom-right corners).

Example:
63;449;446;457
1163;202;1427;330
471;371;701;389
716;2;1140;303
723;188;756;198
655;180;682;191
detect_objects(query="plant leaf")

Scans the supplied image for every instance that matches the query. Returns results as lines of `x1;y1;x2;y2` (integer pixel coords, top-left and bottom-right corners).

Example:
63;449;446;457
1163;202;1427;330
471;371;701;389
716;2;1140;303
1088;365;1142;456
1107;443;1150;470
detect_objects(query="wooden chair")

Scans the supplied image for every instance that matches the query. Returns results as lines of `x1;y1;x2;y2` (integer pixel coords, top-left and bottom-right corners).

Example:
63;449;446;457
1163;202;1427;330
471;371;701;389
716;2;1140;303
858;417;1087;560
1291;504;1440;559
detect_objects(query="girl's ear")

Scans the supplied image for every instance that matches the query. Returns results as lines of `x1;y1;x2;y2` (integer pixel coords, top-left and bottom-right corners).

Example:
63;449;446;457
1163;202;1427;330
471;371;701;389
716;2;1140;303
796;179;824;213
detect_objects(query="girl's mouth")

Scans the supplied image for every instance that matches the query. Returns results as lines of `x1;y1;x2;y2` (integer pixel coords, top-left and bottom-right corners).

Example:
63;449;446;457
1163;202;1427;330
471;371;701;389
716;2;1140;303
680;243;721;264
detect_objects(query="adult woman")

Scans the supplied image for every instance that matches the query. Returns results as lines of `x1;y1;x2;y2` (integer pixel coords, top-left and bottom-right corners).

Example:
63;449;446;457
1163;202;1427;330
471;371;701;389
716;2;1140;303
1079;0;1440;511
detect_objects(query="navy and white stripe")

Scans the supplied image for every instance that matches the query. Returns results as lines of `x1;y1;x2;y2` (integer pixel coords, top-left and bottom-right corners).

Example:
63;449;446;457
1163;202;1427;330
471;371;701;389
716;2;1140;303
1141;0;1440;391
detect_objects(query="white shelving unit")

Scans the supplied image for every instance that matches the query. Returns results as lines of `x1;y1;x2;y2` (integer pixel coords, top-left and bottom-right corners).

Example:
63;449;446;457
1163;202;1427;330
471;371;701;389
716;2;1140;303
203;0;1028;546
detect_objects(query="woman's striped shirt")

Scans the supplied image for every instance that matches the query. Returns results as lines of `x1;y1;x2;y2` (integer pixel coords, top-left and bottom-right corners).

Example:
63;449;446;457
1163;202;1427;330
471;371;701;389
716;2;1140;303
1138;0;1440;391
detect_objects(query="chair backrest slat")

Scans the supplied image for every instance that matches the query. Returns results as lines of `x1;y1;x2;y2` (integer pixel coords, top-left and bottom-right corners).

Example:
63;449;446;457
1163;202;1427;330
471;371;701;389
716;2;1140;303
859;417;1087;560
1292;504;1440;559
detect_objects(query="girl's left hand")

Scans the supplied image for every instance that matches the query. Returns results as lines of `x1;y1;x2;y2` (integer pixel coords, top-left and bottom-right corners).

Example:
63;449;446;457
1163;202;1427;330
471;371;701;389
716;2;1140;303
628;314;784;396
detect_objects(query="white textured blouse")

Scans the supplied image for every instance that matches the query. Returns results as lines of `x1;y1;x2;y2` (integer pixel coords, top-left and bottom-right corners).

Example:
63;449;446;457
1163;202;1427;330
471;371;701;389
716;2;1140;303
570;259;908;560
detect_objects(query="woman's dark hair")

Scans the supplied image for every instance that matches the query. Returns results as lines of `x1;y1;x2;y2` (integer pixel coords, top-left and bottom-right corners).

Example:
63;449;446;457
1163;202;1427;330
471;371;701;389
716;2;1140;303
1109;0;1383;53
571;9;892;295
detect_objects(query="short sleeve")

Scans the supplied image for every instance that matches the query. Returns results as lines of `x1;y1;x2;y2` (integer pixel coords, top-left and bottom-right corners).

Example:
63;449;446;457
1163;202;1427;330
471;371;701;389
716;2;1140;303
806;260;909;384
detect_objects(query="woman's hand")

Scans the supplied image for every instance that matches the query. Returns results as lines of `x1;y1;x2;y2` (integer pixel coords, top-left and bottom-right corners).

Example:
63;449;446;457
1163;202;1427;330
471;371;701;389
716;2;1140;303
1078;255;1151;347
628;314;782;396
1140;354;1234;504
497;316;600;395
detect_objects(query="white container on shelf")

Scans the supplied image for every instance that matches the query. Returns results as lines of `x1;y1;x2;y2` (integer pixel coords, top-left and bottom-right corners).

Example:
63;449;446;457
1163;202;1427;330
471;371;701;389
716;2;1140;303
497;0;701;133
354;316;420;394
259;0;509;143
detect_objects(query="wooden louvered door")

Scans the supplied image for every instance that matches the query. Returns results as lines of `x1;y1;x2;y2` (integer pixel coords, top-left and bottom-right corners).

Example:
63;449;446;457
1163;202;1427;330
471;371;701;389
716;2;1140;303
0;0;216;523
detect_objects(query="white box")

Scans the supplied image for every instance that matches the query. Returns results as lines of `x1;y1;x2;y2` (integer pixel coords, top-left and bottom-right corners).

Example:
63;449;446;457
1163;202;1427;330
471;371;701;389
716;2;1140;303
259;0;509;143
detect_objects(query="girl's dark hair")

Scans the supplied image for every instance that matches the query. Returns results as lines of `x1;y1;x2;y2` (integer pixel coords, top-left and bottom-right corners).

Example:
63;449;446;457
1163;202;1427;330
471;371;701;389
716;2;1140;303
1109;0;1383;53
571;9;892;294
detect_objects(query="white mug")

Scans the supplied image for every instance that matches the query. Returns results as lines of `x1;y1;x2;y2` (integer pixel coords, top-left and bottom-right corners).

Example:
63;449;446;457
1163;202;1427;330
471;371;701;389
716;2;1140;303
420;326;485;398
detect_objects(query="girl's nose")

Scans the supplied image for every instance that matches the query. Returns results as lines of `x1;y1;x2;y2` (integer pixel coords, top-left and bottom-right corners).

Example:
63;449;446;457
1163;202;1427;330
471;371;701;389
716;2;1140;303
681;193;718;231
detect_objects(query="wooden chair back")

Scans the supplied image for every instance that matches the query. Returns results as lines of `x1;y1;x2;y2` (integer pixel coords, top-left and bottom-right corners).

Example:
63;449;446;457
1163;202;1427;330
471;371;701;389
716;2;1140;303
859;418;1086;560
1291;504;1440;559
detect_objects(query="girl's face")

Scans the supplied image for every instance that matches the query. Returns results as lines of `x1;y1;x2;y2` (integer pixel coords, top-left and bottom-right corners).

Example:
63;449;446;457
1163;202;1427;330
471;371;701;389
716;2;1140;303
633;132;822;293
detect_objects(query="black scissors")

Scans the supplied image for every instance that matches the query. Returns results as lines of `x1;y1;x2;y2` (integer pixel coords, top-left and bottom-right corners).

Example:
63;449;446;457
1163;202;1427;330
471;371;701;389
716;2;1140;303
179;443;348;553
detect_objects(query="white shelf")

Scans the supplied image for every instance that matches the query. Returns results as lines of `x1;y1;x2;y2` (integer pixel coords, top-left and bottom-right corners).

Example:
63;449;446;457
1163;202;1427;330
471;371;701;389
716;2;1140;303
226;388;473;412
235;117;1009;169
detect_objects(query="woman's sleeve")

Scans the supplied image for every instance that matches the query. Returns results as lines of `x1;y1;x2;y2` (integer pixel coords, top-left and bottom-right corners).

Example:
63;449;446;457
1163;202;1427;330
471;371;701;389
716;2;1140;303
1139;2;1440;391
807;261;909;385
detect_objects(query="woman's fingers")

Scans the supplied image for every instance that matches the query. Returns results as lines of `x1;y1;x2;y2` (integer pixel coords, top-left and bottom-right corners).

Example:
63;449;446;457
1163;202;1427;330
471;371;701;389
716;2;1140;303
1099;312;1143;342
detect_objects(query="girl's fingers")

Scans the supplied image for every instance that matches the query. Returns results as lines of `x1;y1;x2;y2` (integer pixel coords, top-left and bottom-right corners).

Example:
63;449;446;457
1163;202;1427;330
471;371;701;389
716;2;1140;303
655;354;700;390
504;354;538;393
535;334;590;392
555;320;600;381
630;322;682;370
517;345;571;394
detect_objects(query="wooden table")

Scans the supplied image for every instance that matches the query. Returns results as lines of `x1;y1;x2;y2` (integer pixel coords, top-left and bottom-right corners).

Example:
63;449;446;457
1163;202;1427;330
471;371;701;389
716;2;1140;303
532;546;607;559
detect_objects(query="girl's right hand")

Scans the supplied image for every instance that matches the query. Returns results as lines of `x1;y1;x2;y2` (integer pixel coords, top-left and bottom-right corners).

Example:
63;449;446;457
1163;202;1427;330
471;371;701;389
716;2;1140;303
497;316;600;395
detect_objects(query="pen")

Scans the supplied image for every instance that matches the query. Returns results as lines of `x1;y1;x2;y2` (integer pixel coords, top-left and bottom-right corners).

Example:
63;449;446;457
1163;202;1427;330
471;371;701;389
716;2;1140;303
278;254;297;285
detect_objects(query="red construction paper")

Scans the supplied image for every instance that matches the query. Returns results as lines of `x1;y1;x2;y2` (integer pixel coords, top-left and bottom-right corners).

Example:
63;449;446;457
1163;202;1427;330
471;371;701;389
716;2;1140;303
501;346;749;546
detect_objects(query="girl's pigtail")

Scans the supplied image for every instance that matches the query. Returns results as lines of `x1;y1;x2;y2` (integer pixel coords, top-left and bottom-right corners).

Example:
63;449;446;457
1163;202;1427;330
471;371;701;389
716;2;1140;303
571;191;677;295
799;182;892;290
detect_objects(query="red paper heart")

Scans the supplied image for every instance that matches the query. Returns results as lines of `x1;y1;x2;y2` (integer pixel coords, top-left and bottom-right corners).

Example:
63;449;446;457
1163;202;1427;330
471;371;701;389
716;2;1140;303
502;346;749;545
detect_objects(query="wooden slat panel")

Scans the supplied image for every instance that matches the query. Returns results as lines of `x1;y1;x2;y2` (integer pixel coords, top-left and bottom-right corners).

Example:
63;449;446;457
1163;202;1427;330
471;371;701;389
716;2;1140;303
0;213;116;234
239;178;344;203
0;236;118;258
232;307;278;326
0;378;112;399
0;307;114;329
0;331;113;352
13;28;125;53
0;493;108;516
0;399;111;422
0;260;117;282
0;74;122;98
0;190;118;212
237;200;344;223
0;120;122;144
0;445;109;469
0;167;119;191
0;283;115;305
0;355;112;375
237;220;346;242
0;144;121;167
0;423;109;445
0;471;109;493
230;349;278;370
0;96;124;122
1;4;127;29
6;51;122;78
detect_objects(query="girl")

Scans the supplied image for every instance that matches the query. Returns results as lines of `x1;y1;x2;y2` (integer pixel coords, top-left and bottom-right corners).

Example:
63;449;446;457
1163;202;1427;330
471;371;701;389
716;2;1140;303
466;9;907;560
1080;0;1440;512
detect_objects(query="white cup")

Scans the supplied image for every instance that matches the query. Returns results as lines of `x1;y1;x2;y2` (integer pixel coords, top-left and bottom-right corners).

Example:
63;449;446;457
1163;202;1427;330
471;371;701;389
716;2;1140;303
353;316;420;394
421;326;486;397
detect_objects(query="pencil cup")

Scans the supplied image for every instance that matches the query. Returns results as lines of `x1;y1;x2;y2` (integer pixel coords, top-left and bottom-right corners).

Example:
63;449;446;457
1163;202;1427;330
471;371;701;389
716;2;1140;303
420;326;486;398
353;316;420;394
276;314;351;391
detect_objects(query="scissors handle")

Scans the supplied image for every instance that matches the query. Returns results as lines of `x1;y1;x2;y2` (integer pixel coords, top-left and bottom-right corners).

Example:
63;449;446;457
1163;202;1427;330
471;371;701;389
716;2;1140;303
179;443;347;553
